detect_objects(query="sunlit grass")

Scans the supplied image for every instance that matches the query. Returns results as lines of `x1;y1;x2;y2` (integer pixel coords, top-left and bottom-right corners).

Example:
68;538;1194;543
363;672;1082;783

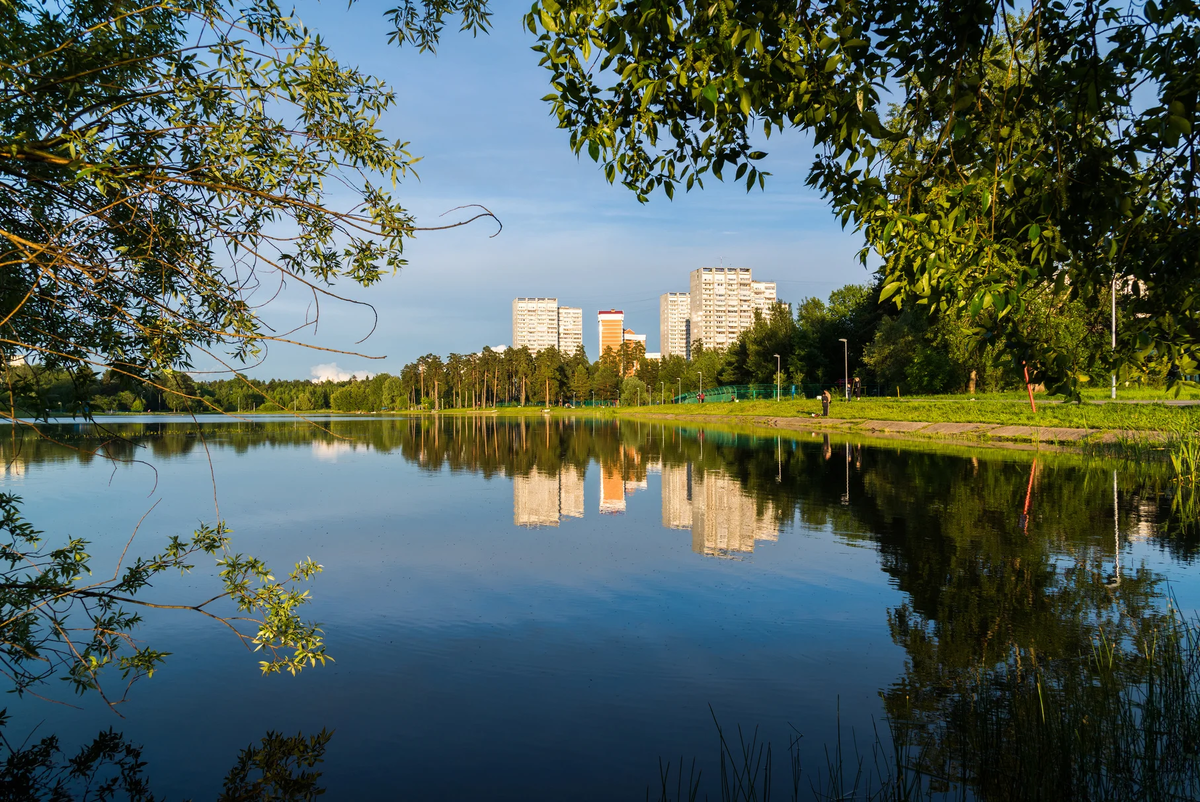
624;396;1200;432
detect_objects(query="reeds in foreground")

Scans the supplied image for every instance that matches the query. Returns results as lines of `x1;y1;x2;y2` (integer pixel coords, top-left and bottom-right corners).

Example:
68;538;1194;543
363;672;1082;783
655;606;1200;801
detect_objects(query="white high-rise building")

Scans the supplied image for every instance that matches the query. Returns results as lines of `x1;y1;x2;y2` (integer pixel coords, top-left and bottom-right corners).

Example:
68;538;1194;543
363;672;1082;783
557;307;583;355
513;298;560;353
659;292;691;359
751;280;777;313
513;298;583;354
688;268;778;352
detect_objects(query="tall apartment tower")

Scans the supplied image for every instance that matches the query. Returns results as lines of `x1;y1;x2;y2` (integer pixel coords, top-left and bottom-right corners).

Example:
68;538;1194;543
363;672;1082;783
557;307;583;355
513;298;560;353
659;292;691;359
597;310;624;358
688;267;778;352
750;280;777;312
513;299;583;354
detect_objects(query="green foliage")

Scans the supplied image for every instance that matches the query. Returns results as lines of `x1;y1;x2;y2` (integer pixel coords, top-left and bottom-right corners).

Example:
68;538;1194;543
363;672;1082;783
524;0;1200;391
620;376;649;406
219;729;333;801
1;0;481;421
159;370;198;413
0;714;332;801
0;493;325;704
570;364;592;403
592;362;620;402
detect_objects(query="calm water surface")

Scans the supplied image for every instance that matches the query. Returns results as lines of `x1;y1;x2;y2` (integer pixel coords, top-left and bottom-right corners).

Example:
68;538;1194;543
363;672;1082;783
2;415;1196;799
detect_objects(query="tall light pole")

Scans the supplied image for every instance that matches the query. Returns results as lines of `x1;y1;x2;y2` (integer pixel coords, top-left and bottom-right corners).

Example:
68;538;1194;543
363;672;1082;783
838;338;849;401
699;370;703;398
774;353;781;401
677;377;682;403
1112;273;1118;400
660;381;665;406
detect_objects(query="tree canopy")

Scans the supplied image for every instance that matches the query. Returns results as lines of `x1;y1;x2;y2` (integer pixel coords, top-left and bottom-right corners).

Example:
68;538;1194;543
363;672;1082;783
523;0;1200;392
1;0;494;421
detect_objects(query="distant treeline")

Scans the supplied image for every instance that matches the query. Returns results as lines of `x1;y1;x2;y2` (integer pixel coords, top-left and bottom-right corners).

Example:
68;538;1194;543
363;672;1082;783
5;281;1145;415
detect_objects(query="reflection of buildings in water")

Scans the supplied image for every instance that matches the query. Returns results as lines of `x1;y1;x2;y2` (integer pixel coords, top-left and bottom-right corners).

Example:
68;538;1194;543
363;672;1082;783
599;460;626;514
311;439;362;462
514;468;561;527
1130;496;1164;542
514;465;586;527
661;462;693;530
621;446;648;498
3;457;25;478
660;462;778;557
560;465;585;519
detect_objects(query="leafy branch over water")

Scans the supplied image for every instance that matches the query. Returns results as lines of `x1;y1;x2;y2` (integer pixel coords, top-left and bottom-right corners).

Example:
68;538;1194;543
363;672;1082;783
0;493;326;708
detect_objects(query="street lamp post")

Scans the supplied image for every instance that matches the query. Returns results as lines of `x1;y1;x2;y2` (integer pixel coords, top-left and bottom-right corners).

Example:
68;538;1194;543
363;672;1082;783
838;338;849;401
660;381;665;406
774;353;781;401
677;377;682;403
1112;273;1117;400
591;390;595;407
699;371;703;399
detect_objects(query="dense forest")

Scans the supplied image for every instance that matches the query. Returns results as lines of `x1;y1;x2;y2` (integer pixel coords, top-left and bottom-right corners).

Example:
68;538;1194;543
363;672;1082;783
5;280;1148;415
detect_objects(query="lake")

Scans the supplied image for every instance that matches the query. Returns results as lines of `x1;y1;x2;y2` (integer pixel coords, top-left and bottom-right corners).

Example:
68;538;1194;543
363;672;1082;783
2;415;1197;799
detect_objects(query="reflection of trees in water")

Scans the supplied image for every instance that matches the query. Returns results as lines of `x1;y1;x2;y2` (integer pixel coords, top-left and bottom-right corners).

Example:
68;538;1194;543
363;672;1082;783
11;416;1200;795
2;723;331;801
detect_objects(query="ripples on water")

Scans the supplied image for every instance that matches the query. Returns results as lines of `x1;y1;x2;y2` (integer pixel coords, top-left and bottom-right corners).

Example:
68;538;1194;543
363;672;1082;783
1;415;1198;800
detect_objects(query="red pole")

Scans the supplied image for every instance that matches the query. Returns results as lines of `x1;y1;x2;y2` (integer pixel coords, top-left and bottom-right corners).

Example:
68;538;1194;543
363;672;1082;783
1023;363;1037;413
1020;458;1038;534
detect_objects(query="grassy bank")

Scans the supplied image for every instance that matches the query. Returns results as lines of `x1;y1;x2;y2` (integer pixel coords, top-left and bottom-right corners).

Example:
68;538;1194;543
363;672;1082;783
616;396;1200;432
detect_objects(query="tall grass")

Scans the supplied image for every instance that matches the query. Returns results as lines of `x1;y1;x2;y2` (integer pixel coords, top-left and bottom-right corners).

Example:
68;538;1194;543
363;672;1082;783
1170;432;1200;486
653;608;1200;801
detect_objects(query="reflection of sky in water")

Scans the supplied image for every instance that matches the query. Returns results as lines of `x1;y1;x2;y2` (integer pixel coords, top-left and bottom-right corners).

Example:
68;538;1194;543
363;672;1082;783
1;418;1195;800
311;439;365;462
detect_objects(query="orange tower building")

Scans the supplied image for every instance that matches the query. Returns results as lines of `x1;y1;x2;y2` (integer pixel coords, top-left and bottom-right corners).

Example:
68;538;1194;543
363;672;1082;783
597;310;624;359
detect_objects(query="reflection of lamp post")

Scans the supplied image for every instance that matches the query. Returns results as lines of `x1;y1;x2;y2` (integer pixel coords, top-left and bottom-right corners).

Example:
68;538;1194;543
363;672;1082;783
774;353;781;401
842;442;851;505
1107;469;1121;588
838;338;848;401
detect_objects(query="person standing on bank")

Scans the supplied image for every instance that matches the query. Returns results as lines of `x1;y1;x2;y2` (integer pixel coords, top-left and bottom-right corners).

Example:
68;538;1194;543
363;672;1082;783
821;389;831;417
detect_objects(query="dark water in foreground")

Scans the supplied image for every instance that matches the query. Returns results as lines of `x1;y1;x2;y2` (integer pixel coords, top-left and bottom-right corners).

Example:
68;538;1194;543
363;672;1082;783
2;415;1198;799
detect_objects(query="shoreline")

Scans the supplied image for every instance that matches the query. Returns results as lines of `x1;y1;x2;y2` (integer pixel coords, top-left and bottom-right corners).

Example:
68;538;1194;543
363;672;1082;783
14;405;1180;454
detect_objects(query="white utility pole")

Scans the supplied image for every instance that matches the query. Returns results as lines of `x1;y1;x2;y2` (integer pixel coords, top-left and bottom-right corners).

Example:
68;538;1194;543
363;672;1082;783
1112;274;1118;400
838;338;849;401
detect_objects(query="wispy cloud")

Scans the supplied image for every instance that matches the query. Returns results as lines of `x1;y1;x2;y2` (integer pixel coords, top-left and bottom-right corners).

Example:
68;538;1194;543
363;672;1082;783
310;362;374;382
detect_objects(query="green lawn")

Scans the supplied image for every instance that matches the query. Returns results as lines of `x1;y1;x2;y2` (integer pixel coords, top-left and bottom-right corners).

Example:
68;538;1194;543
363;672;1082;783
625;396;1200;432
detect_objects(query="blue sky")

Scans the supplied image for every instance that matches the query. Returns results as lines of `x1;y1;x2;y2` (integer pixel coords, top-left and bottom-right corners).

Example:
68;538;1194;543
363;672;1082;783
248;0;872;380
